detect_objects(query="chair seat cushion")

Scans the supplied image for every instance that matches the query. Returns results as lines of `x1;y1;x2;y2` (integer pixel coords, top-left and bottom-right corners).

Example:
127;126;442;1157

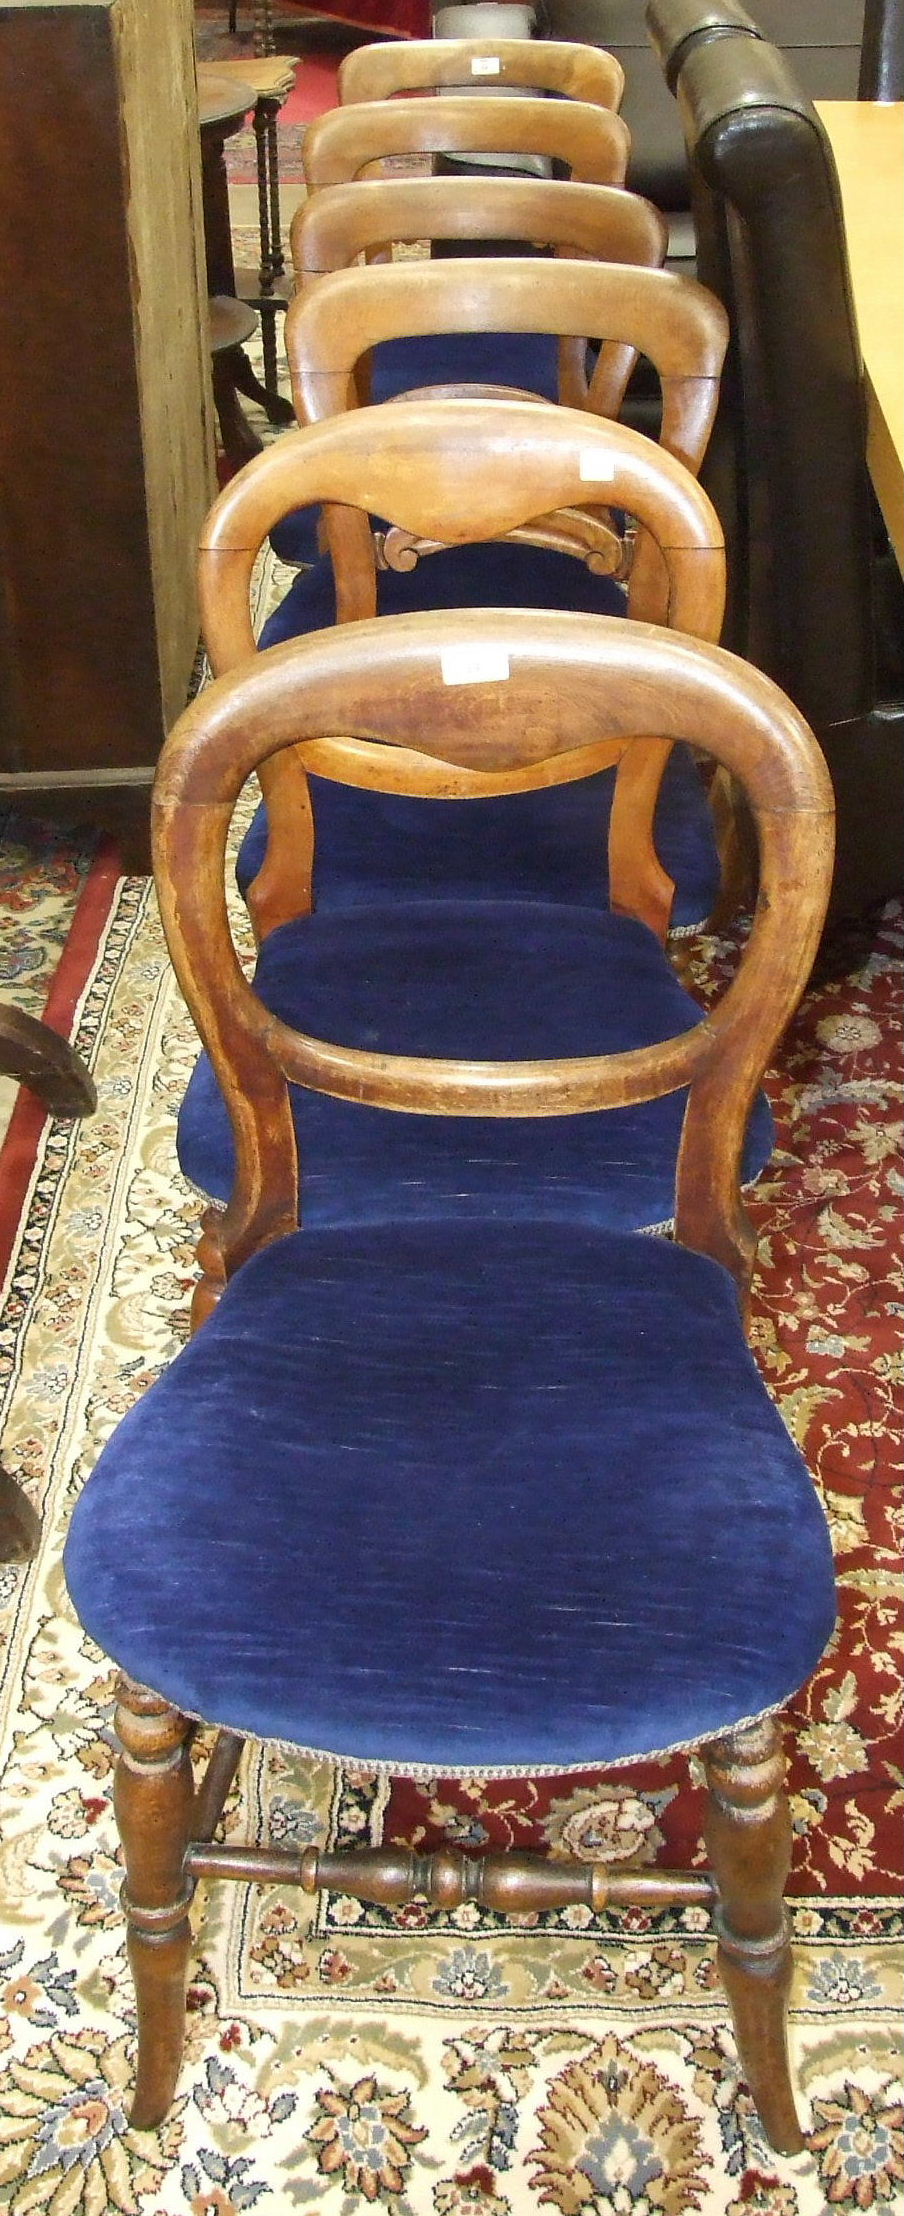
269;330;561;566
238;541;721;930
64;1220;837;1773
177;900;775;1226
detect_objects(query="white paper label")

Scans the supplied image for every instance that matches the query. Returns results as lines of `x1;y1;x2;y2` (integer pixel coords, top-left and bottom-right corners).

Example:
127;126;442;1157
441;645;511;686
471;55;501;73
579;450;616;483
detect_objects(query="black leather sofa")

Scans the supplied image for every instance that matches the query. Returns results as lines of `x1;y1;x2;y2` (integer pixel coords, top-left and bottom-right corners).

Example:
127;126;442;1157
540;0;867;236
643;11;903;919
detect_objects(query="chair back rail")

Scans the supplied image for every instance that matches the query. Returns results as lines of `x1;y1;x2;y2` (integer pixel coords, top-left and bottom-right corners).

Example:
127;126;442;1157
285;256;728;634
301;96;631;191
154;608;834;1293
286;258;727;484
198;400;726;939
292;178;668;418
338;35;625;108
292;174;668;290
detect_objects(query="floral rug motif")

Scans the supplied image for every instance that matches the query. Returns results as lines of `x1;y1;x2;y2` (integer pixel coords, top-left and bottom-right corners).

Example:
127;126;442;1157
0;745;900;2209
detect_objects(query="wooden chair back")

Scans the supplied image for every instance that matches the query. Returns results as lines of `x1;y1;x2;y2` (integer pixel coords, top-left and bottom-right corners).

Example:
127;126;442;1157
287;256;726;470
154;607;834;1299
291;174;668;419
291;174;668;290
301;96;631;191
284;255;728;616
199;400;726;943
338;36;625;108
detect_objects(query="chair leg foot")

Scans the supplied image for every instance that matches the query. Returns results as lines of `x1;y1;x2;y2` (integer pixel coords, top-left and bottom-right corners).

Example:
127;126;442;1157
702;1715;805;2156
113;1677;195;2130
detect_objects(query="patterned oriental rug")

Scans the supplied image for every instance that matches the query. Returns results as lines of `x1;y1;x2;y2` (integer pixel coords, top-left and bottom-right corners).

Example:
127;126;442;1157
0;753;900;2210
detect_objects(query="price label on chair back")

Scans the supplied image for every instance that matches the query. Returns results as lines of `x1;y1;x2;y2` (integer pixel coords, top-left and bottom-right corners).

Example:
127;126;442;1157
579;451;617;482
441;644;511;686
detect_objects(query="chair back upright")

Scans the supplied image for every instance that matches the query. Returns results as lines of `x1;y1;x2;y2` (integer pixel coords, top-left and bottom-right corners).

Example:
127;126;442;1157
338;35;625;108
154;605;834;1297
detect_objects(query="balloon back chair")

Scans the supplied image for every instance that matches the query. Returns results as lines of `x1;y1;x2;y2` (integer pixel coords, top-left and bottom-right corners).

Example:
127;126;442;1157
64;604;837;2149
251;257;729;934
178;400;780;1270
337;33;625;107
338;32;623;192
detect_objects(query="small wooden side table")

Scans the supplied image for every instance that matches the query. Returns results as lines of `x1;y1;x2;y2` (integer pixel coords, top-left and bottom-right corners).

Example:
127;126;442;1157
203;53;300;410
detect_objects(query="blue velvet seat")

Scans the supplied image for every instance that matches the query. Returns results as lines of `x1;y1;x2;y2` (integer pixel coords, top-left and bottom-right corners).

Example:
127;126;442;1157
178;901;774;1226
236;538;722;931
64;1219;835;1773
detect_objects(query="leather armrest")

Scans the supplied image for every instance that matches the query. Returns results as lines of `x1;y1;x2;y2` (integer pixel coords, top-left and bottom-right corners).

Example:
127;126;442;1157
646;0;760;92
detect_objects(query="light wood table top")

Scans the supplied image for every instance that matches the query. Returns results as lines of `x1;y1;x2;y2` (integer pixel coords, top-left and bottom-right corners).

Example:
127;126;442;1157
817;101;904;569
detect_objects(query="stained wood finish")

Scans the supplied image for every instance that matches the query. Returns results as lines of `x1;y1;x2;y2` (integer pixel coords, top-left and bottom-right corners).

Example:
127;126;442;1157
0;0;214;863
703;1719;805;2155
114;1680;196;2131
286;259;727;483
301;95;631;191
0;1004;96;1119
292;174;668;290
0;1466;41;1564
187;1840;716;1913
338;35;625;108
197;399;726;940
285;254;727;640
290;173;667;436
154;603;834;1295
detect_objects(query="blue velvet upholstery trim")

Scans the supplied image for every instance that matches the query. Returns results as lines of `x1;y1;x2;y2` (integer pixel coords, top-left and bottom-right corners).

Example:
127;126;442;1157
64;1221;837;1771
177;901;775;1226
268;330;560;566
239;540;722;930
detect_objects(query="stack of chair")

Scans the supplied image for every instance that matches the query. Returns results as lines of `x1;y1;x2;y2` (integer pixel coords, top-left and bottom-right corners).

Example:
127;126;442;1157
62;26;841;2163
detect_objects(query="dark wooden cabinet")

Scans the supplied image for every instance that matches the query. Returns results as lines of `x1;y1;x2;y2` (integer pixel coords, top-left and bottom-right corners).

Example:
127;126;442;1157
0;0;215;867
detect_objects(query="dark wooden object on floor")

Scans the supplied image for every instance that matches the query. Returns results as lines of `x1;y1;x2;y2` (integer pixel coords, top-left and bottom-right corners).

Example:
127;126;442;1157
0;1004;96;1563
0;0;215;871
210;298;264;471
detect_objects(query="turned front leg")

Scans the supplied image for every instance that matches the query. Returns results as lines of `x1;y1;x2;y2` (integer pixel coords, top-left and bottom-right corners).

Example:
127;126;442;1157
114;1677;195;2130
702;1715;804;2155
